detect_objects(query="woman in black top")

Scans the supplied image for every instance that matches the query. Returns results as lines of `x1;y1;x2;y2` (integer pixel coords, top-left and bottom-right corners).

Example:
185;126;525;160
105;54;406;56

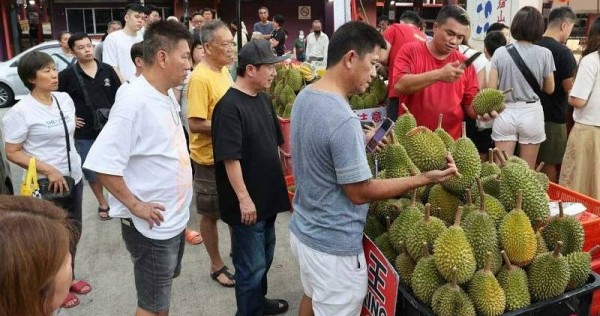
270;14;286;56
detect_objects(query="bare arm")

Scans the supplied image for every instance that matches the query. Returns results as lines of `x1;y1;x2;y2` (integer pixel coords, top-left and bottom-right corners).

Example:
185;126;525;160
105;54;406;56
96;173;166;228
568;96;587;108
342;155;458;205
562;77;574;94
543;73;555;94
477;68;486;88
486;67;499;89
188;117;212;135
112;66;126;85
224;160;257;225
6;142;68;194
395;62;464;95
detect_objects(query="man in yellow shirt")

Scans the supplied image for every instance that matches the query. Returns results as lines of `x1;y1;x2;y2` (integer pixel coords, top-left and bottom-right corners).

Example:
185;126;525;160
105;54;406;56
187;20;235;287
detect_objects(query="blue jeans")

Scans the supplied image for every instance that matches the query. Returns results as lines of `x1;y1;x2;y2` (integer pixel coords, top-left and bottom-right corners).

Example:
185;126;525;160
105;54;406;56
232;219;276;316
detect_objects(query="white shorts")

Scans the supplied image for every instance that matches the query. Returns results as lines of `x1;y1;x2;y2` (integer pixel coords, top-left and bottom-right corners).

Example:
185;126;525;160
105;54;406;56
491;101;546;144
290;232;368;316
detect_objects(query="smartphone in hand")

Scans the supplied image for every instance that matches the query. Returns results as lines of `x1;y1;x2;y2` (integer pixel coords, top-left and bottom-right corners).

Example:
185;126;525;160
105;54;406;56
366;118;395;153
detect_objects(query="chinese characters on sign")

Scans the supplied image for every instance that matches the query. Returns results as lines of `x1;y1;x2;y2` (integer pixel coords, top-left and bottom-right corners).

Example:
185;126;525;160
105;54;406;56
354;107;387;123
361;236;399;316
469;0;513;41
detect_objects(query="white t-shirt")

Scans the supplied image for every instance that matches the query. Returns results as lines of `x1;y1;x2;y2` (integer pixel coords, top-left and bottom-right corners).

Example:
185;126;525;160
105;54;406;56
102;29;143;81
83;76;193;240
1;92;83;183
570;52;600;126
305;32;329;62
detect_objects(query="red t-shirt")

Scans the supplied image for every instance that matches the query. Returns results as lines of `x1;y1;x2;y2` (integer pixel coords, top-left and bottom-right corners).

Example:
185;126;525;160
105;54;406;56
393;41;478;139
383;23;427;98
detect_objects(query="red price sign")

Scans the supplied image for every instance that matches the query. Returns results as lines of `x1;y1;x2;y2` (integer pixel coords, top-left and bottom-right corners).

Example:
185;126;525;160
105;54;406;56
361;235;399;316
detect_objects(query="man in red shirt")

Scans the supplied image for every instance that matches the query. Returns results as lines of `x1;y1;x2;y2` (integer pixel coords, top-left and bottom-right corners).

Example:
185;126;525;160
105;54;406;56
394;5;479;139
382;11;427;121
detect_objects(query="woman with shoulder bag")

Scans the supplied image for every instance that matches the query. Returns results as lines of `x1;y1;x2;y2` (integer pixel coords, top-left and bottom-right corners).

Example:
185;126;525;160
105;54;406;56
486;6;555;169
1;51;89;309
560;17;600;199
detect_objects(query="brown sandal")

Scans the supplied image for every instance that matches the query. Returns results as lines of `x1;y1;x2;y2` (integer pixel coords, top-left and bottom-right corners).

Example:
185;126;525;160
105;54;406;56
210;266;235;288
98;207;112;221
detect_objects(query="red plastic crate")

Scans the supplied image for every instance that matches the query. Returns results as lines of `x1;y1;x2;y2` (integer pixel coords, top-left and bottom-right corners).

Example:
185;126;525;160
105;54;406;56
278;117;293;176
285;175;294;211
591;259;600;316
548;183;600;260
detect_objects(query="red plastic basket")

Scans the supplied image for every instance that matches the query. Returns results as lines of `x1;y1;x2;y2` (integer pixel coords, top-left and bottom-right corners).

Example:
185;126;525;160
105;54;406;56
285;175;294;211
548;183;600;260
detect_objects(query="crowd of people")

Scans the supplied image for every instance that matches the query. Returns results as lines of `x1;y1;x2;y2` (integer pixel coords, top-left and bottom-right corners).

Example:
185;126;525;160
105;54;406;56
1;2;600;316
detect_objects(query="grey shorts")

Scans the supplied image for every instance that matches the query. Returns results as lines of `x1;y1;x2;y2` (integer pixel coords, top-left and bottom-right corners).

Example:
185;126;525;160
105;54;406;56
193;162;220;218
121;218;185;313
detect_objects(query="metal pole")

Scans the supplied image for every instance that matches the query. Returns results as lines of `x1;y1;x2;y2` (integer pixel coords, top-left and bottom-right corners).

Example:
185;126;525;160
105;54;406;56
236;0;242;50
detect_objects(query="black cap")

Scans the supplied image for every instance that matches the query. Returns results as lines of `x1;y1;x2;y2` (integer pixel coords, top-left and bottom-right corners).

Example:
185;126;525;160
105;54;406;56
238;39;287;68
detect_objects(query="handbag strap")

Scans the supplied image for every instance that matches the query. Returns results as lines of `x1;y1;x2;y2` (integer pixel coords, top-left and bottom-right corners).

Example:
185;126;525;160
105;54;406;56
72;62;98;114
506;44;542;97
52;94;72;176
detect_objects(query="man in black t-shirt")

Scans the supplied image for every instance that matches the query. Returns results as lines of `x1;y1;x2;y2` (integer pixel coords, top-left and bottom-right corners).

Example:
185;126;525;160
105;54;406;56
536;7;577;183
212;39;290;316
58;32;121;220
270;14;286;56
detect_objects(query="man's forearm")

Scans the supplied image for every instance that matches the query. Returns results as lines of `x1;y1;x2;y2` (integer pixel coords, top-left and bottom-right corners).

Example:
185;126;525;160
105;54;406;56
188;117;212;135
395;70;440;95
224;160;250;201
345;174;432;205
96;173;138;211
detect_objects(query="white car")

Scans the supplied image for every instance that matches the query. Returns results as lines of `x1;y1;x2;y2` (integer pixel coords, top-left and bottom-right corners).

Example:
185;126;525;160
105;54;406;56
0;40;97;108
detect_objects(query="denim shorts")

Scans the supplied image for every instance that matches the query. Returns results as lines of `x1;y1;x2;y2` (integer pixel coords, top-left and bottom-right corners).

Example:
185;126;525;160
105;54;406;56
75;138;98;182
121;218;185;313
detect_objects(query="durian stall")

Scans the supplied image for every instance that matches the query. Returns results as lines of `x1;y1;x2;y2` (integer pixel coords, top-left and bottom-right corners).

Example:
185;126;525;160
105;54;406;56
274;66;600;315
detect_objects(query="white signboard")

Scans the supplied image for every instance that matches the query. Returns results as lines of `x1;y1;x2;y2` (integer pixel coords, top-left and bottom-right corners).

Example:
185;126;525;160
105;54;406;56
467;0;543;42
298;6;311;20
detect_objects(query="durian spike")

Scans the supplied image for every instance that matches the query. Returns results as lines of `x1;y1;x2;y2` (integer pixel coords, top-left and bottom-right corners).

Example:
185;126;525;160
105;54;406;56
437;114;444;130
462;121;467;139
536;162;545;172
476;178;486;213
385;216;391;232
401;103;410;114
515;190;523;212
422;241;430;258
424;203;431;222
502;88;513;95
589;245;600;256
488;148;494;164
453;206;464;227
450;267;459;287
501;250;515;271
400;241;409;255
553;241;564;257
558;201;565;218
484;251;492;272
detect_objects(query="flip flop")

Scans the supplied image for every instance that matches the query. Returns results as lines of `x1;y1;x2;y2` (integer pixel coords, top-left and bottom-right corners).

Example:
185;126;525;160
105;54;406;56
69;280;92;295
61;292;80;309
210;266;235;288
185;229;203;245
98;207;112;221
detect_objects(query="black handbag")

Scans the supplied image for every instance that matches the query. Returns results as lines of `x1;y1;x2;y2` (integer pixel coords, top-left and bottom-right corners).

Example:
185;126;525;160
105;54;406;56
38;94;75;205
72;62;110;131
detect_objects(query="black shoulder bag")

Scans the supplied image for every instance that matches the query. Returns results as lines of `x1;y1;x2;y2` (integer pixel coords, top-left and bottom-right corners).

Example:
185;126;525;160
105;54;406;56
506;44;543;98
38;95;76;206
72;63;110;131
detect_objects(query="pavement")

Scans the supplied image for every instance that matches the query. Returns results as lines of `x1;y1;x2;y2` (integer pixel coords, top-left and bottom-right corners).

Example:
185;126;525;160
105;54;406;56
1;108;303;316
